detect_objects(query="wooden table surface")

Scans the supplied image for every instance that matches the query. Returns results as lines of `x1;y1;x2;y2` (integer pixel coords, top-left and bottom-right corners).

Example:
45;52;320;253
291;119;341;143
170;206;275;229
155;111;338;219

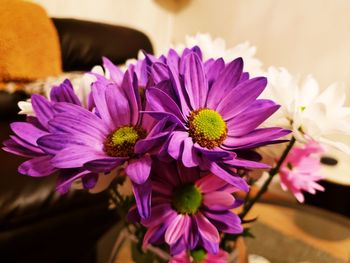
112;201;350;262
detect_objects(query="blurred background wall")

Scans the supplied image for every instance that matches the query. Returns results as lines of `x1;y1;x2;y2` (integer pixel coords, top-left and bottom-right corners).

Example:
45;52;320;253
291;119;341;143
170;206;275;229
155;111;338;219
33;0;350;103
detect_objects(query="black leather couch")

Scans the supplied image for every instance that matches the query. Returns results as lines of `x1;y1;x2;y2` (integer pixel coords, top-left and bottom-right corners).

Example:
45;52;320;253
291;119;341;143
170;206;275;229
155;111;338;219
0;18;153;263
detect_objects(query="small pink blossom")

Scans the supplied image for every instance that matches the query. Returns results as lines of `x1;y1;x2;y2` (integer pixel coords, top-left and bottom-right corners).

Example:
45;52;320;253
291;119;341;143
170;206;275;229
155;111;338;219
169;249;228;263
279;141;325;202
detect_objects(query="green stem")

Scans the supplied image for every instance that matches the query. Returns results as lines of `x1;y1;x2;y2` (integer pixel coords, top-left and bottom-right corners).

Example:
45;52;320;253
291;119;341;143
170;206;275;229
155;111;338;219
240;136;296;219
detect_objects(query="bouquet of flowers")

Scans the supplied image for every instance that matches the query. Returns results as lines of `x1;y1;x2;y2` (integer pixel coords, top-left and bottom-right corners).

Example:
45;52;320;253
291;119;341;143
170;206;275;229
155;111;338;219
3;34;350;262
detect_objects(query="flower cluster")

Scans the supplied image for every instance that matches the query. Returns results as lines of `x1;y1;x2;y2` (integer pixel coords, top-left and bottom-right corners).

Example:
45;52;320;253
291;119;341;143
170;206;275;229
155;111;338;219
3;45;290;259
6;33;348;261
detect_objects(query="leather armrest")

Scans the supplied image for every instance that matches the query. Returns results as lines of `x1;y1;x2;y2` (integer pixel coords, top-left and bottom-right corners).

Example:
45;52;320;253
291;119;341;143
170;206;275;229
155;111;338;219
52;18;153;71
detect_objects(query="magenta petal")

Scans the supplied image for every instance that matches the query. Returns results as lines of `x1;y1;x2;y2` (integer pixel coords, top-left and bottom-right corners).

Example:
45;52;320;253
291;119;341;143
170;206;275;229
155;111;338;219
165;214;188;245
194;212;220;243
203;191;235;210
224;158;270;169
84;157;124;172
206;58;243;109
181;52;208;109
195;174;228;193
18;155;56;177
141;203;174;227
125;155;152;185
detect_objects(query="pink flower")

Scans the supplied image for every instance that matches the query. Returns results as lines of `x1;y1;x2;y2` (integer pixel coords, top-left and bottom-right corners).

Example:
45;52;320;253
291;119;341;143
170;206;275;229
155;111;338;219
170;249;228;263
279;141;325;202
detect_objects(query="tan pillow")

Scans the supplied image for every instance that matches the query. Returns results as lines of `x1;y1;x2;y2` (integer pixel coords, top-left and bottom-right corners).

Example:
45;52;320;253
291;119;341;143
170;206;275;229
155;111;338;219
0;0;62;90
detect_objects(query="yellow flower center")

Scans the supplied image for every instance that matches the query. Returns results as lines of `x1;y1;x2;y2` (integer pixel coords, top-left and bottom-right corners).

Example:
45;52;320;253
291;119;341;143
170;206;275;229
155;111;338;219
172;184;202;215
188;108;227;149
104;126;146;157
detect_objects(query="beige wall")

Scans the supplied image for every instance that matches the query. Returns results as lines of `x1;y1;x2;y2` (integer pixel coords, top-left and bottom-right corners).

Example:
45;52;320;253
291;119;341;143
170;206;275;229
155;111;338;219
172;0;350;102
34;0;350;102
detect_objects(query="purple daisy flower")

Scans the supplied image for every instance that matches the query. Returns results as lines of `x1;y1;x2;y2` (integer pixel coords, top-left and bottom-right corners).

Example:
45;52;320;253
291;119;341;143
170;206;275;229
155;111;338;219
38;68;174;218
136;160;243;255
145;48;290;191
2;80;98;193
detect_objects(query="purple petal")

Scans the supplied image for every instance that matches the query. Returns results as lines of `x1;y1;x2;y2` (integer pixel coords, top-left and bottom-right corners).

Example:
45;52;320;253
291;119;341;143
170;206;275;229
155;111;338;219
224;158;270;169
204;211;243;234
216;77;267;120
102;56;123;85
9;135;44;154
223;127;291;149
141;203;174;227
181;52;208;109
31;94;54;129
105;83;132;126
51;145;108;168
2;139;41;158
10;122;48;146
82;173;98;189
228;99;280;136
181;137;198;167
177;162;200;184
56;169;92;193
120;69;140;125
125;155;152;185
38;133;103;155
132;179;152;219
193;144;232;161
18;155;56;177
205;58;225;87
208;162;249;192
151;62;169;84
168;131;188;160
206;58;243;109
167;49;191;116
84;157;125;173
146;87;185;123
50;79;81;105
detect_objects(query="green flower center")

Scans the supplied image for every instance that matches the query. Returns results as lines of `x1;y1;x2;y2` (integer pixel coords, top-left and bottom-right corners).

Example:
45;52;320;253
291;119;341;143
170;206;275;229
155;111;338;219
104;126;146;157
191;249;207;263
172;184;202;215
188;108;227;149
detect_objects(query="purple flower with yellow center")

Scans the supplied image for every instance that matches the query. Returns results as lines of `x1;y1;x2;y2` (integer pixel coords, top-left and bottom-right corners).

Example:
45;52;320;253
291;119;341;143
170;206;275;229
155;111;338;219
145;48;290;191
2;80;98;193
38;68;173;218
134;160;243;255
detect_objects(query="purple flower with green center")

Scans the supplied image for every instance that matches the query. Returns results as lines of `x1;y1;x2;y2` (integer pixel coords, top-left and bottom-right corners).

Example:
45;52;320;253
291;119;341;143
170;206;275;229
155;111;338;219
145;47;290;191
134;160;243;255
38;68;173;218
2;80;98;193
